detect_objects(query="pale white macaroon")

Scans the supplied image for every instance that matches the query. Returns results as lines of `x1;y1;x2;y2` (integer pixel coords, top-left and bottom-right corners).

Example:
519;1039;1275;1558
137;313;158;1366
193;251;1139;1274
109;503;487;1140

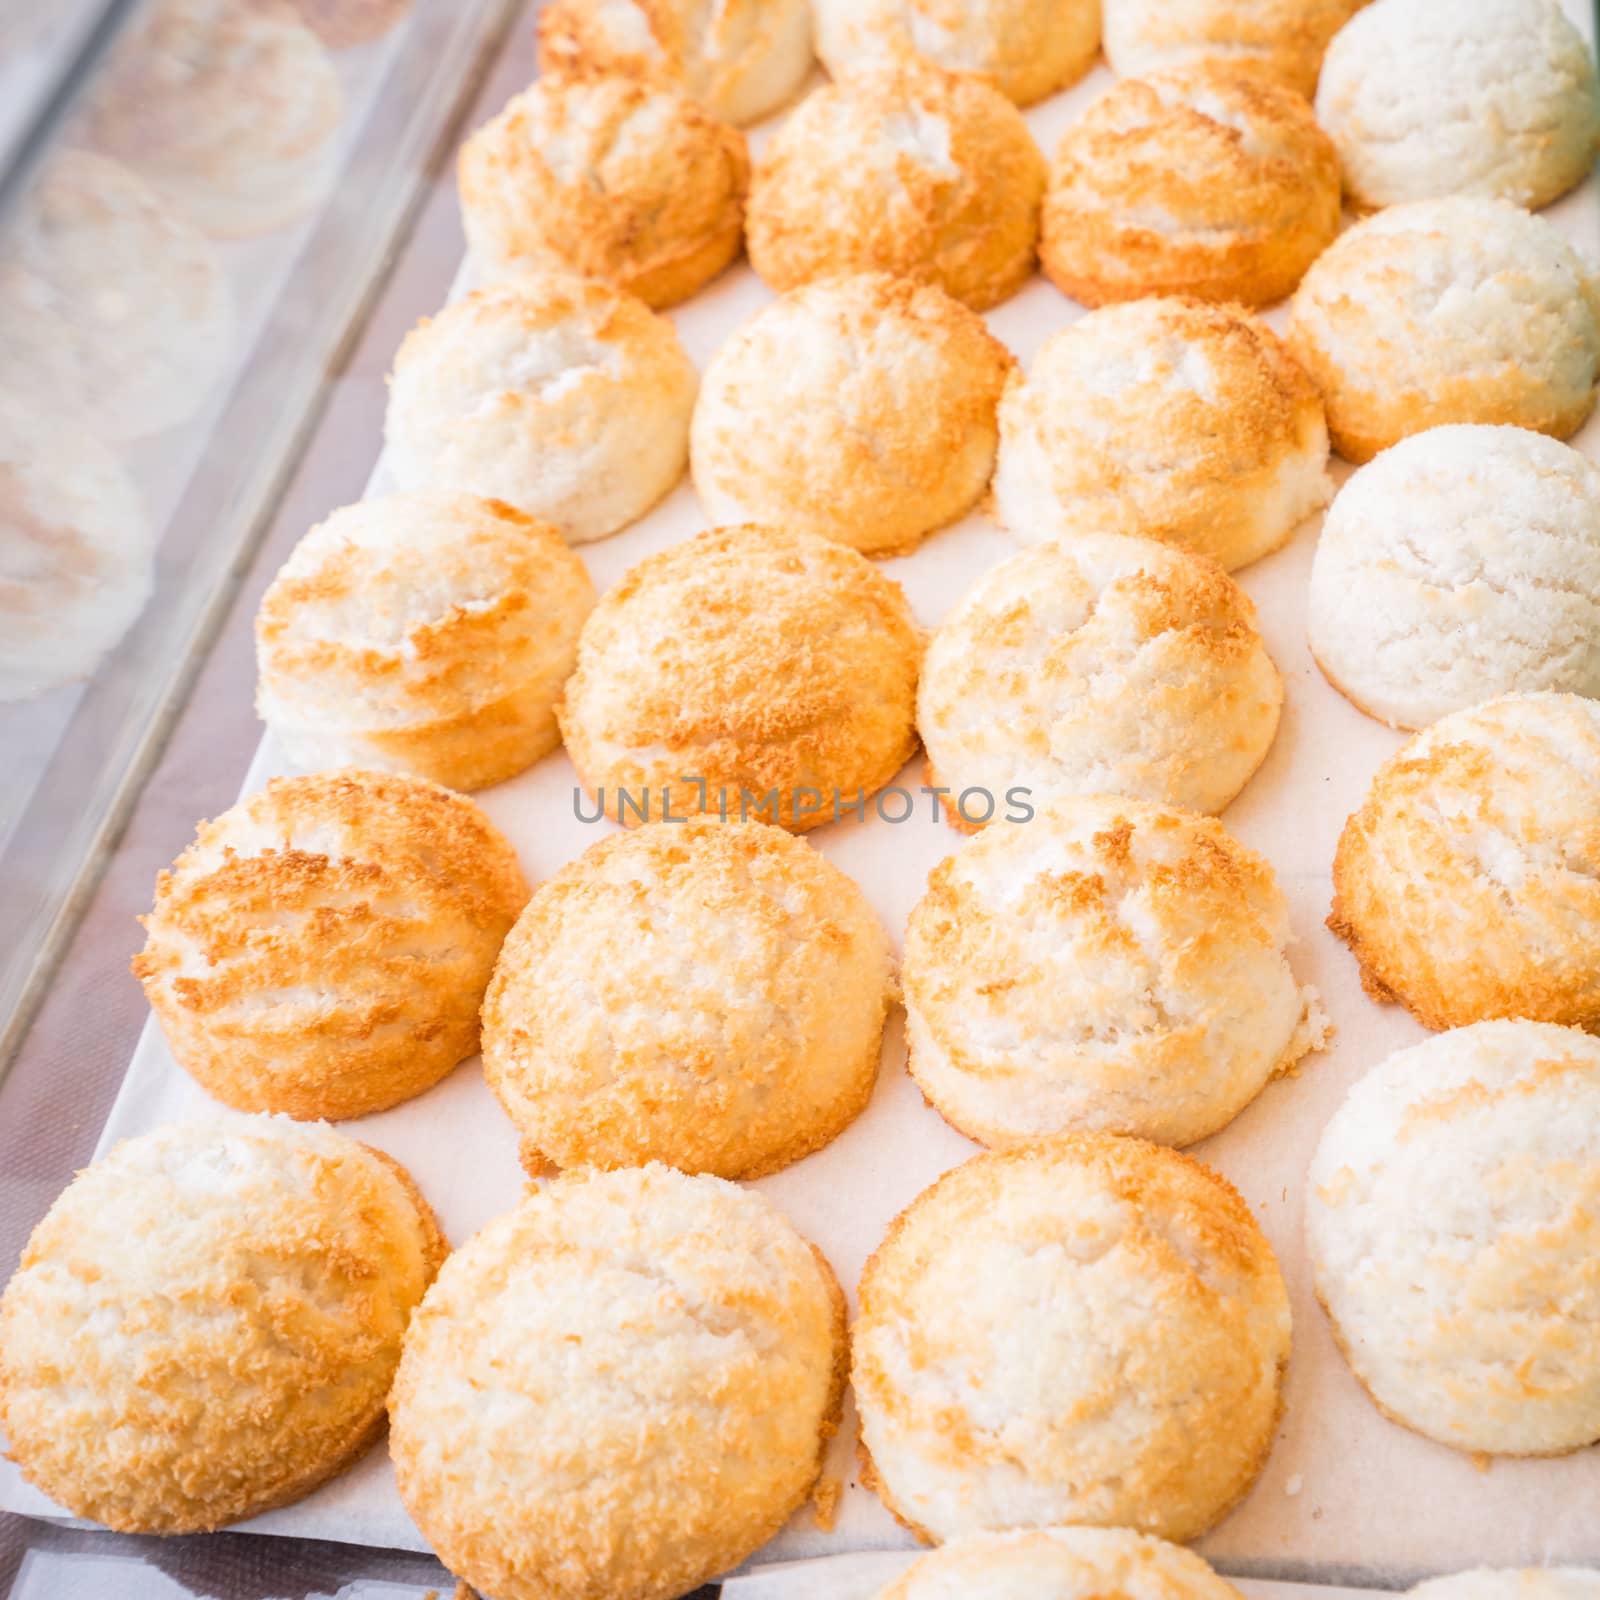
1288;197;1600;463
854;1136;1291;1543
0;1116;445;1534
0;151;234;441
536;0;814;126
255;492;597;791
389;1164;846;1600
903;797;1327;1149
918;534;1283;824
1410;1575;1600;1600
0;396;152;703
875;1527;1249;1600
812;0;1101;108
994;297;1331;571
1102;0;1369;98
1317;0;1600;212
85;0;345;238
384;273;697;545
1308;1020;1600;1456
691;272;1016;557
1309;426;1600;731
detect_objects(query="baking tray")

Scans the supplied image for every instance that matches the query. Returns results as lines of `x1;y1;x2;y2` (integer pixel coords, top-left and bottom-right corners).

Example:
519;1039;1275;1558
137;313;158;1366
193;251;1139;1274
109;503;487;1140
4;5;1600;1584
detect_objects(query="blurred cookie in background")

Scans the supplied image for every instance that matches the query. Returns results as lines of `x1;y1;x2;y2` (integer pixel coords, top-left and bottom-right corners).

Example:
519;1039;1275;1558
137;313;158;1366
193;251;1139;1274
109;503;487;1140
0;396;152;703
86;0;344;238
0;150;234;441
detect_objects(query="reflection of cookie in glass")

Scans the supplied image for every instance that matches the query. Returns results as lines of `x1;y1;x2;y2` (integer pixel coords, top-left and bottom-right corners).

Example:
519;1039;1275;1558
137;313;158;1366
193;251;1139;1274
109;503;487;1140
0;399;152;703
86;0;344;238
1;152;234;441
290;0;412;49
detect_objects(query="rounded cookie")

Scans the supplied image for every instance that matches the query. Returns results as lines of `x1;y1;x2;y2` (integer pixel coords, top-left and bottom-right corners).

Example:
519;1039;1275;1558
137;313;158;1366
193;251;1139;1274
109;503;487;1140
482;818;895;1177
389;1164;846;1600
918;534;1282;824
853;1135;1291;1542
0;1116;444;1533
1308;1020;1600;1455
746;63;1046;311
559;524;921;833
691;272;1015;557
134;769;529;1119
1329;692;1600;1030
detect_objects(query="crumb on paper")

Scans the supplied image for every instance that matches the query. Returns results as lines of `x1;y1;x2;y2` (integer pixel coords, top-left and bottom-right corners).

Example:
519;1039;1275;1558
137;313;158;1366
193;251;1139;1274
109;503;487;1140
455;1584;482;1600
1472;1451;1494;1474
813;1471;842;1531
1285;1473;1303;1497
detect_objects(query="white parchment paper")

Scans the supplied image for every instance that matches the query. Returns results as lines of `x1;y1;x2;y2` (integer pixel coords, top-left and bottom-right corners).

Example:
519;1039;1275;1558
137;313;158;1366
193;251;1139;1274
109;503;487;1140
5;5;1600;1582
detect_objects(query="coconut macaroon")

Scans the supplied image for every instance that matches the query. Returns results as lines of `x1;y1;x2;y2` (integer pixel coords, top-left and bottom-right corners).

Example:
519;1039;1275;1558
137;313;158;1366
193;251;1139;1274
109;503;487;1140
0;1117;444;1534
389;1165;845;1600
134;769;528;1120
559;524;921;833
746;64;1046;312
691;273;1015;557
2;151;233;441
876;1527;1250;1600
1040;67;1340;309
482;819;895;1177
458;75;748;308
1413;1577;1600;1600
1288;198;1600;464
85;0;344;238
1309;427;1600;732
1102;0;1369;99
255;492;596;791
919;534;1282;826
1330;692;1600;1031
994;298;1331;571
0;397;152;703
1308;1020;1600;1456
812;0;1101;108
384;273;698;544
536;0;814;126
1317;0;1600;213
854;1136;1291;1543
904;798;1326;1150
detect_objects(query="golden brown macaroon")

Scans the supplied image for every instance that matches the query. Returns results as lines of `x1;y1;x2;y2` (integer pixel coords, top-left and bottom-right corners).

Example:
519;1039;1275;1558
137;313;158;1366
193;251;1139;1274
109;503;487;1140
1330;692;1600;1031
482;818;895;1177
0;1117;445;1534
690;272;1015;557
389;1164;846;1600
134;769;529;1119
458;74;748;308
1103;0;1371;99
812;0;1102;108
558;524;922;833
993;297;1331;570
745;63;1046;312
536;0;815;127
1040;66;1341;308
852;1135;1292;1543
255;492;596;791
